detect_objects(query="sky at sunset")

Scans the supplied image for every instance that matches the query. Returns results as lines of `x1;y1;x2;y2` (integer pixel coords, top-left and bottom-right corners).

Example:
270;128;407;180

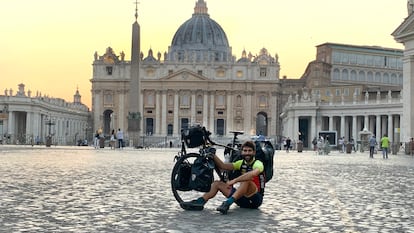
0;0;408;109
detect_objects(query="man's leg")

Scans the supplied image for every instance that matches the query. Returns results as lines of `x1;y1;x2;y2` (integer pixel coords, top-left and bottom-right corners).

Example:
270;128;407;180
180;180;230;210
216;181;257;214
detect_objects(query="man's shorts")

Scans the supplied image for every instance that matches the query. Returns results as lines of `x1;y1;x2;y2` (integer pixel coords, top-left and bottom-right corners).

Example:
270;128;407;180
230;187;263;209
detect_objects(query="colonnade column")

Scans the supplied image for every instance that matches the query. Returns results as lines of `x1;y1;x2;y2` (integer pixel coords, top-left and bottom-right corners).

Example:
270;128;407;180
191;91;196;125
340;115;345;138
376;115;381;137
310;115;316;140
209;92;215;133
118;90;125;132
382;116;387;138
202;91;208;127
161;90;167;135
244;91;252;135
328;116;333;131
155;91;161;135
388;114;393;142
293;116;299;141
364;115;369;130
226;92;233;133
173;91;179;136
352;116;357;141
7;111;13;137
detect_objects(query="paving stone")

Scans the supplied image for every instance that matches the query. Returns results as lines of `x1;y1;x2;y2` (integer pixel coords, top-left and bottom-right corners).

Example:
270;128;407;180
0;146;413;232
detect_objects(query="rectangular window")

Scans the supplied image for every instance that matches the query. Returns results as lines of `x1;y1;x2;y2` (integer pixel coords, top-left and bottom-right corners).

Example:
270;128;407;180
260;68;267;77
106;66;113;75
180;95;190;107
335;89;340;96
344;88;349;96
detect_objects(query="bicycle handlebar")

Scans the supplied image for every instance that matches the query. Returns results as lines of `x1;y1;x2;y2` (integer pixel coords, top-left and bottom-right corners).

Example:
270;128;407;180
202;127;239;151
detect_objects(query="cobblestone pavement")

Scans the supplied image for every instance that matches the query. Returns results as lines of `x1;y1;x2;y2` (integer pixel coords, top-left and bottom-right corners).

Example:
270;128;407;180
0;146;413;232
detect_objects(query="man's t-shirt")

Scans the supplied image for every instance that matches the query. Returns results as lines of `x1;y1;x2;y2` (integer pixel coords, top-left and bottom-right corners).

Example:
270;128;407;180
232;159;264;190
380;137;389;148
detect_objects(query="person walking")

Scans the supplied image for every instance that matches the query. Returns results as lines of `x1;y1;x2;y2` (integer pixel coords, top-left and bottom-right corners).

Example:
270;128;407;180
369;135;377;158
110;129;116;149
339;137;345;153
93;130;100;149
116;128;124;149
285;137;291;153
380;134;390;159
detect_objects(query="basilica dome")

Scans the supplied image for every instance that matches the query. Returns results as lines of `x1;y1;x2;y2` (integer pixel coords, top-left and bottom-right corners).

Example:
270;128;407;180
168;0;232;62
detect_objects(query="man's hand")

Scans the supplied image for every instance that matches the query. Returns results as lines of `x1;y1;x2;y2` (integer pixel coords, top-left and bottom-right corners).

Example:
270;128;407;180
227;179;236;186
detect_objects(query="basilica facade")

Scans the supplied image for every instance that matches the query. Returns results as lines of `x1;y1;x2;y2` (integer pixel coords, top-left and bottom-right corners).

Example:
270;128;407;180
91;0;281;145
91;0;410;149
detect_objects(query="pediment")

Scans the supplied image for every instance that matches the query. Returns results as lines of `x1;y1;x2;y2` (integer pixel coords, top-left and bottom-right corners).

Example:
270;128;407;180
161;69;208;82
392;14;414;42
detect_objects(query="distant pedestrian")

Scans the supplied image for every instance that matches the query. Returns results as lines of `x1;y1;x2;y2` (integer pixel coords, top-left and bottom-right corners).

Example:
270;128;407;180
339;137;345;153
350;138;356;152
94;130;99;149
312;137;318;151
369;135;377;158
117;128;124;149
110;129;116;149
380;134;390;159
285;137;291;152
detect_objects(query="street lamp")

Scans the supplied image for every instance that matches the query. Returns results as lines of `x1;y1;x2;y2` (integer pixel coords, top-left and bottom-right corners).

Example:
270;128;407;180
45;115;55;147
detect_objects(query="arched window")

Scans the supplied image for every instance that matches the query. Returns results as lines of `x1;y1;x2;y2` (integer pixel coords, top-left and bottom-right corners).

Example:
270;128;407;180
333;69;340;80
367;72;373;82
350;70;357;81
358;71;365;82
342;69;349;80
375;72;382;83
383;73;390;84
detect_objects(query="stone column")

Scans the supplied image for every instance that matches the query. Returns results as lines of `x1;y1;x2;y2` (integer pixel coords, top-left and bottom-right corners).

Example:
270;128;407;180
328;116;333;131
352;115;357;141
376;115;381;137
364;115;369;130
293;116;299;141
174;91;179;135
388;114;393;142
311;115;316;139
203;91;208;127
191;91;196;125
271;92;278;136
209;92;215;133
155;91;161;135
118;90;125;132
340;115;345;138
244;91;252;135
161;90;167;135
226;92;233;134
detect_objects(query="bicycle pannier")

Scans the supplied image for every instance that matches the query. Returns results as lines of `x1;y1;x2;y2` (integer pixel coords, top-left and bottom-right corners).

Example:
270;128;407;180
183;126;205;148
189;157;214;192
173;162;192;191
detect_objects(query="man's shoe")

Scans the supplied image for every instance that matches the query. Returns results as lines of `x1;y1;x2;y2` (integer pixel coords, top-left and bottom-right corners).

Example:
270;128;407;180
216;201;230;214
180;200;204;211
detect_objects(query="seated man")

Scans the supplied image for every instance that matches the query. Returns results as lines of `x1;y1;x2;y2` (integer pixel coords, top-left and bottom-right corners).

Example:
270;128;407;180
180;140;265;214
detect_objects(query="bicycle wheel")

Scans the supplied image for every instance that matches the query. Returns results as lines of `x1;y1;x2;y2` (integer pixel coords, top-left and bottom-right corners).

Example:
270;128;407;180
171;153;208;204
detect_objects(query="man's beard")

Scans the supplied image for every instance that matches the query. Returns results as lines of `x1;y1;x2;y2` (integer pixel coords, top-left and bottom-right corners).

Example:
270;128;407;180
243;155;253;163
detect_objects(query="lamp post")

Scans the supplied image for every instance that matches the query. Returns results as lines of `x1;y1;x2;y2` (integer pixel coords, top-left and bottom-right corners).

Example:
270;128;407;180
45;115;55;147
